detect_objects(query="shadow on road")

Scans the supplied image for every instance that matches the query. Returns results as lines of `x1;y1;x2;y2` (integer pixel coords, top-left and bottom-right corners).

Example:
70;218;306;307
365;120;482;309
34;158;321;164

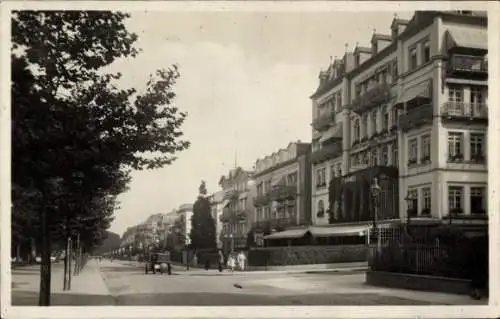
11;291;116;306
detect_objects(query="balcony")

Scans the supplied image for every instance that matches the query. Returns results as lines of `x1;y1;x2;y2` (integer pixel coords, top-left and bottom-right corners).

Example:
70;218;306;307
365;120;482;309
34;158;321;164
446;55;487;80
252;217;297;230
350;83;391;114
253;193;271;207
398;104;433;133
312;111;335;131
223;189;240;201
311;141;342;164
441;102;488;124
269;185;297;202
219;207;248;224
319;122;343;145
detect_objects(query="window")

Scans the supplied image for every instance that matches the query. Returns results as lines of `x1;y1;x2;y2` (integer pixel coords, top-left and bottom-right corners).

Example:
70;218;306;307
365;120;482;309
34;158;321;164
448;132;463;161
422;40;430;63
257;183;263;196
363;152;370;165
354;119;360;141
391;60;398;80
371;110;377;135
470;187;486;214
392;142;399;167
422;187;431;214
391;108;398;127
371;149;378;166
448;186;464;212
408;138;418;165
409;46;418;70
407;189;418;216
470;133;485;160
337;94;342;111
336;163;342;177
421;134;431;162
330;165;336;180
362;115;368;138
471;86;484;110
265;180;272;193
448;86;463;103
317;200;325;217
355;84;361;98
316;167;326;188
383;110;389;131
382;145;389;166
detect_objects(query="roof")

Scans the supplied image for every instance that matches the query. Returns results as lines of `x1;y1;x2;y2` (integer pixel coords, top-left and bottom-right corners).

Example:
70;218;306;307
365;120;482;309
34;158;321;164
309;225;371;237
445;27;487;52
263;228;310;240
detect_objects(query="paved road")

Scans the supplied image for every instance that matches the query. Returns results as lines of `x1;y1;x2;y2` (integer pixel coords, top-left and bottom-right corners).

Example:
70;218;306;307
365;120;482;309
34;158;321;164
11;260;486;306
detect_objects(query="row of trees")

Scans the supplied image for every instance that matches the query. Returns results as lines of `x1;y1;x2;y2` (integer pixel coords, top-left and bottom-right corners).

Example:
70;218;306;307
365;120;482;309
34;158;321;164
12;11;189;305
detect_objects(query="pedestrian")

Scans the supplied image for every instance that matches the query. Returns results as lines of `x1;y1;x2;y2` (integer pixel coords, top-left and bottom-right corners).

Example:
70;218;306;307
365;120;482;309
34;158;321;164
227;254;236;272
237;251;247;271
217;249;224;272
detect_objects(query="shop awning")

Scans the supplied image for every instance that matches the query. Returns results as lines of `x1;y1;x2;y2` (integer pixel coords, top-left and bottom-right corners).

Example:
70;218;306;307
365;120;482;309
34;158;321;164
264;228;310;240
309;225;371;237
445;28;487;52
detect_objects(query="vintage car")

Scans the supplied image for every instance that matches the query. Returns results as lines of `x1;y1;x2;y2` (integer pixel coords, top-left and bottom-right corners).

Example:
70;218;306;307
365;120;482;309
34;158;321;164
145;252;172;275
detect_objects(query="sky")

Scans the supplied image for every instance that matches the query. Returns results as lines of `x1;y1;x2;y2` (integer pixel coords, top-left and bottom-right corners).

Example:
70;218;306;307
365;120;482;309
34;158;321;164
108;10;413;236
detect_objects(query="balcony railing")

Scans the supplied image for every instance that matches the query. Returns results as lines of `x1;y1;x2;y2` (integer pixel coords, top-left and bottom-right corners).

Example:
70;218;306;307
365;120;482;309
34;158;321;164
320;122;343;144
447;55;487;79
253;193;271;207
269;185;297;202
312;111;335;131
311;141;342;164
350;83;391;114
252;217;297;230
441;102;488;123
219;207;248;224
398;104;434;133
223;189;240;201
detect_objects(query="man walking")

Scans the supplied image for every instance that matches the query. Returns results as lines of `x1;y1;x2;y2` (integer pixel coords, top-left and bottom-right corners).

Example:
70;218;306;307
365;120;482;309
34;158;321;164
237;251;247;271
217;249;224;272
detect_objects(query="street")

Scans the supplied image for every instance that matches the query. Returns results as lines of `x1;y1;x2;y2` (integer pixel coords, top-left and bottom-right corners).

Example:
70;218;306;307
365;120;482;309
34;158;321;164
11;260;487;306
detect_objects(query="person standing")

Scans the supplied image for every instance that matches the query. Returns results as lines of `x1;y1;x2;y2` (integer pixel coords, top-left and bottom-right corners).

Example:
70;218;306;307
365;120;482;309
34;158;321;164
237;251;247;271
227;254;236;272
217;249;224;272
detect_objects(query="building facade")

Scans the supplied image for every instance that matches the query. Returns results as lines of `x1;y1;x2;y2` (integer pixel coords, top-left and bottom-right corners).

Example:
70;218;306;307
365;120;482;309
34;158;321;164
252;141;312;240
177;203;194;246
309;11;487;227
209;190;226;249
218;167;256;251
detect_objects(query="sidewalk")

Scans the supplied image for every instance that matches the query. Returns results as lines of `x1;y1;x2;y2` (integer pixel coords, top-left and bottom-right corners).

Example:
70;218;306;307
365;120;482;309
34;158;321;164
11;260;114;306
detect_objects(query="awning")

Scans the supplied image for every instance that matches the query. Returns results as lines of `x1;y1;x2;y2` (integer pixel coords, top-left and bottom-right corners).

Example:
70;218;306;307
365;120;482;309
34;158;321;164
445;28;487;52
309;225;371;237
395;79;432;108
263;228;310;240
319;123;343;144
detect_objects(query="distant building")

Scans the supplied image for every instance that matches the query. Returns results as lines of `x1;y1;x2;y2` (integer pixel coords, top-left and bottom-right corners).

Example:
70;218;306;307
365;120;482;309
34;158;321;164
177;203;194;246
208;190;226;248
218;167;256;252
252;141;312;244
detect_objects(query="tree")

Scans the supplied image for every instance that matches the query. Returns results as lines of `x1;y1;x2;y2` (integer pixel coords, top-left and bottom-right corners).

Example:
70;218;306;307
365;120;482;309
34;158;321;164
12;11;190;305
190;181;216;251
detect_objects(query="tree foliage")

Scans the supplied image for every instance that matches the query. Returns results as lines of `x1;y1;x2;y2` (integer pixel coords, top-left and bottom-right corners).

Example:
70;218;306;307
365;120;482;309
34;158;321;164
11;10;190;303
190;181;216;250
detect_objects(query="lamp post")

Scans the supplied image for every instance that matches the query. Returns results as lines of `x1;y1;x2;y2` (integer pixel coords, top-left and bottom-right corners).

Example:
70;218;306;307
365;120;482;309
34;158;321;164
371;178;382;253
229;233;234;253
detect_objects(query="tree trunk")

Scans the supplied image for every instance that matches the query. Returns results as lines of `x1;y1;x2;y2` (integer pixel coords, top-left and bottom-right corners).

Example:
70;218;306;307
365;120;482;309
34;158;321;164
30;237;36;264
63;236;70;290
38;205;51;306
68;237;72;290
16;243;21;262
73;234;79;276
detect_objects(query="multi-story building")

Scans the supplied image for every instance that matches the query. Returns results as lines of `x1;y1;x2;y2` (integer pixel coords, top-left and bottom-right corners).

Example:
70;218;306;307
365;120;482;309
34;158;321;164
218;167;256;252
208;190;226;249
252;141;312;241
177;203;194;246
308;11;487;231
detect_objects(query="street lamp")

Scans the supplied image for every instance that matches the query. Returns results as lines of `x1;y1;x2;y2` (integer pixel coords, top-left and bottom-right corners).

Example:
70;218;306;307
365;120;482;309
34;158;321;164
370;178;382;253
